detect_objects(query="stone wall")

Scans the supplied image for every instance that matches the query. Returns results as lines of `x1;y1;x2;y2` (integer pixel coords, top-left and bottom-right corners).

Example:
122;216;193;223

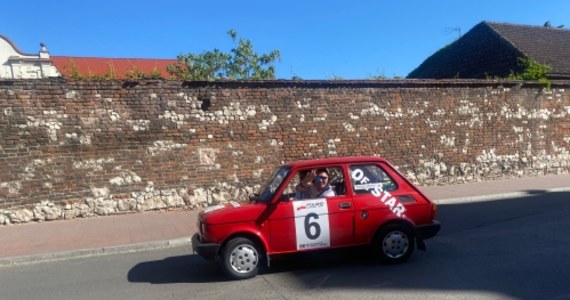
1;79;569;224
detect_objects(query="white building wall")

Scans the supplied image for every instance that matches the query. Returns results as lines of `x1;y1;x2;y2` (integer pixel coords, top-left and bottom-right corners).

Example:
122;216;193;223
0;35;60;79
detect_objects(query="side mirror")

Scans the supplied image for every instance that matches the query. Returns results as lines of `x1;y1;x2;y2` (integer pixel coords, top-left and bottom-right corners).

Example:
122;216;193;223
249;193;259;203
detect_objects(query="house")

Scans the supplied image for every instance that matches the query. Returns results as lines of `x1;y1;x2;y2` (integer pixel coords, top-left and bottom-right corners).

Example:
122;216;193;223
407;21;570;80
0;34;177;79
0;34;60;79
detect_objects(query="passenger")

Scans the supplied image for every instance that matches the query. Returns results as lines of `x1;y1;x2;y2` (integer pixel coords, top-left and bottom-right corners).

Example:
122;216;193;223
295;168;335;199
294;170;312;199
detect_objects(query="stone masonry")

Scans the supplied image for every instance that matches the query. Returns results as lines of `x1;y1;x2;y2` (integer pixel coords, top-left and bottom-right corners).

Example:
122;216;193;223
0;79;569;225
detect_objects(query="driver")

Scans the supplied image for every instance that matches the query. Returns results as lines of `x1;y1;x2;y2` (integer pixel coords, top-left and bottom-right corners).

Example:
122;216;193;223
295;168;335;199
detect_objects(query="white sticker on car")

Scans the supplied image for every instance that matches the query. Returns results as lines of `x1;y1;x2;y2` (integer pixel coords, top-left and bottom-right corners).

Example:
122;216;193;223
351;168;407;218
292;198;331;250
203;204;225;213
354;183;384;191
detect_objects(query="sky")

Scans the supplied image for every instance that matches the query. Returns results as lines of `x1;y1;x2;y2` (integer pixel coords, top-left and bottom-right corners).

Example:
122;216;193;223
2;0;569;80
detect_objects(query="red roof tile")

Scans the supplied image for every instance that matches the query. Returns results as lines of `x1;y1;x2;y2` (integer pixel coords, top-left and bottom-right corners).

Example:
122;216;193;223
50;56;178;79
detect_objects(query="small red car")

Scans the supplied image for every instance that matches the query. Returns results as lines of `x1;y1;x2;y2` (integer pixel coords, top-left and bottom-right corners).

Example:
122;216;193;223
192;156;440;279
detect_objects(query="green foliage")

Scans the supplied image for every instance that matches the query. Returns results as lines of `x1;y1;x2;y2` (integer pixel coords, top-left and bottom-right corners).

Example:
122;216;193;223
69;61;82;79
125;67;164;80
125;69;148;80
86;63;117;80
508;58;552;88
168;50;229;80
367;70;387;80
168;30;281;80
367;69;403;80
150;67;163;79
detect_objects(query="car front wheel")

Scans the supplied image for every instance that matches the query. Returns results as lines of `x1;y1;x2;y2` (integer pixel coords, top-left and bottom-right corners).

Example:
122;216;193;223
373;224;415;263
221;237;263;280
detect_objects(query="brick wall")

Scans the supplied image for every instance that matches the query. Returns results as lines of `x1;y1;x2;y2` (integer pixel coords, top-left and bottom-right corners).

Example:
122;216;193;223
0;79;569;224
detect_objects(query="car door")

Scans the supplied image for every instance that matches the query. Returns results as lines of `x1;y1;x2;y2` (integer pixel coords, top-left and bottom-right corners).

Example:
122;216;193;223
267;166;354;254
348;163;406;245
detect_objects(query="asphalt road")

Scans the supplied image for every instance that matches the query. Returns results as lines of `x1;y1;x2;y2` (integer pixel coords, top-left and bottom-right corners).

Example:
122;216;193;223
1;190;570;300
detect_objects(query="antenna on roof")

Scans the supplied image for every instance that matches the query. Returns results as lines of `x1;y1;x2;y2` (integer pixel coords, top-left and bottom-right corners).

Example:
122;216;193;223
444;26;461;40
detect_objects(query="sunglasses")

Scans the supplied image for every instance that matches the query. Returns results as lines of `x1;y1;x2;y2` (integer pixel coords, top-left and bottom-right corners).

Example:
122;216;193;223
315;176;329;181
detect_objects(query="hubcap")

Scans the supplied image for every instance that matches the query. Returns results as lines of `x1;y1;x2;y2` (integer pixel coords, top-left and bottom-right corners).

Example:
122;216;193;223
382;231;409;259
229;244;259;274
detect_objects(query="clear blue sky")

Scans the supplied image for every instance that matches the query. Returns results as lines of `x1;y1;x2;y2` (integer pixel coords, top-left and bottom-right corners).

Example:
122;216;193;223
2;0;569;79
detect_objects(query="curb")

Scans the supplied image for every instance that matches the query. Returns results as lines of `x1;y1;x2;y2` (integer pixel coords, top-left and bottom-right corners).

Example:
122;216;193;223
433;186;570;205
0;237;193;268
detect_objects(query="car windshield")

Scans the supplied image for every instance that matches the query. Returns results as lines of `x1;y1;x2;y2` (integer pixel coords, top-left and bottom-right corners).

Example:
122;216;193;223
257;166;290;202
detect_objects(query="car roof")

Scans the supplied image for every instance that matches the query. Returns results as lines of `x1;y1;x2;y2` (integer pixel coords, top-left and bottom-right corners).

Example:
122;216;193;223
284;156;388;168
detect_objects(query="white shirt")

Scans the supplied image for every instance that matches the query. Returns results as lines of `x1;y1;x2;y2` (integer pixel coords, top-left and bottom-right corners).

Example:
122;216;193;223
296;185;335;199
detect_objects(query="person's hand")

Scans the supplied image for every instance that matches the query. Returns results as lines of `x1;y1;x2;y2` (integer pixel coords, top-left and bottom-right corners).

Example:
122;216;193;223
303;169;316;185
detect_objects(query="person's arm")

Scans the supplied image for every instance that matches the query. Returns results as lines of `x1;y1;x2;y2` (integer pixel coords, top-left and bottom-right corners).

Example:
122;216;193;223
295;170;316;192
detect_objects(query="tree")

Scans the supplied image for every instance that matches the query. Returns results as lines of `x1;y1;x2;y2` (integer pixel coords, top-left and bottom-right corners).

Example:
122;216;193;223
167;30;280;80
168;50;229;80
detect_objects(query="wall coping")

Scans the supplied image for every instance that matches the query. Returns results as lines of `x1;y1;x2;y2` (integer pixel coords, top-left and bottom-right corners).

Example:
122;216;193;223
1;78;570;90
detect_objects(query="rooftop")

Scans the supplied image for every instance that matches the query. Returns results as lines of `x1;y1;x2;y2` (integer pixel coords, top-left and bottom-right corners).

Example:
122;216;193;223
50;56;177;79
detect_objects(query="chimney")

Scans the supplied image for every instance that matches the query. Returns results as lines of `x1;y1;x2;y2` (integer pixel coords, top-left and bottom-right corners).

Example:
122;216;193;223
39;42;50;59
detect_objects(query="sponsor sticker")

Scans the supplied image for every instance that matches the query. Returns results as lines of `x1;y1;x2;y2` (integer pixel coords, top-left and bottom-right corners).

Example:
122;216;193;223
292;198;331;250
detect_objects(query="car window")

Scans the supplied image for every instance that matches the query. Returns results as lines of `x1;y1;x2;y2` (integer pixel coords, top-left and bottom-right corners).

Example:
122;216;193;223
284;166;346;200
258;166;290;202
327;167;345;196
349;164;397;194
282;172;301;197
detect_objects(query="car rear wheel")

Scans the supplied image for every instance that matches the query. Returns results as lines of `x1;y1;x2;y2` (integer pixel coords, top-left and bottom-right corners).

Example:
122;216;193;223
221;237;263;280
373;224;415;263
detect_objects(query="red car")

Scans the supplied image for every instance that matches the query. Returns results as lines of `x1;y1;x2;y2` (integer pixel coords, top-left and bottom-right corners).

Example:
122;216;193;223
192;156;440;279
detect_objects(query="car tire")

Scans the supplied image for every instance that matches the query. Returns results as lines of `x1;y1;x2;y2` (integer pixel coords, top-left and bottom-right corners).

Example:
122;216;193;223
373;224;415;263
221;237;264;280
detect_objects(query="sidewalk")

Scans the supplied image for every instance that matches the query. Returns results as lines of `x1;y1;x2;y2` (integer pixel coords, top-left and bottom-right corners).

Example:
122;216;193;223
1;174;569;266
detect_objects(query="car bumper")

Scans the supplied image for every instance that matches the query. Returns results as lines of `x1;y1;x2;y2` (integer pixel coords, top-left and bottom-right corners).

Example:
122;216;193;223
192;233;221;260
415;220;441;239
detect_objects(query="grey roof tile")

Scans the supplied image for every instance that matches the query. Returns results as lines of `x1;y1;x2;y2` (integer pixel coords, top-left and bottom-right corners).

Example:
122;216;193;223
408;21;570;79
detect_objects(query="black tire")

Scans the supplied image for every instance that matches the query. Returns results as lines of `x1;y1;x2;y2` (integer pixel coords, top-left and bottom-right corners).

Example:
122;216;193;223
373;224;415;263
221;237;264;280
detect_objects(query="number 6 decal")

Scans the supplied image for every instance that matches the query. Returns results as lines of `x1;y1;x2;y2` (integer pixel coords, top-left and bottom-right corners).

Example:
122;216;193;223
304;213;321;240
293;199;330;250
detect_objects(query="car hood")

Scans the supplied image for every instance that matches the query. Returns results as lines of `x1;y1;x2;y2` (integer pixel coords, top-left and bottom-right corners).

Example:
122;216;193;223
200;201;267;225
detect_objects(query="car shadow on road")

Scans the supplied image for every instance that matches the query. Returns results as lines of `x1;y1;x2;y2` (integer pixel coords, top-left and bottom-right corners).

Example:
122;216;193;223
127;248;368;284
127;254;229;284
280;190;570;299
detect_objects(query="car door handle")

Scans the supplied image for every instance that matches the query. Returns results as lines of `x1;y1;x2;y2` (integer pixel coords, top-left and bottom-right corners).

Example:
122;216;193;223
339;202;351;209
